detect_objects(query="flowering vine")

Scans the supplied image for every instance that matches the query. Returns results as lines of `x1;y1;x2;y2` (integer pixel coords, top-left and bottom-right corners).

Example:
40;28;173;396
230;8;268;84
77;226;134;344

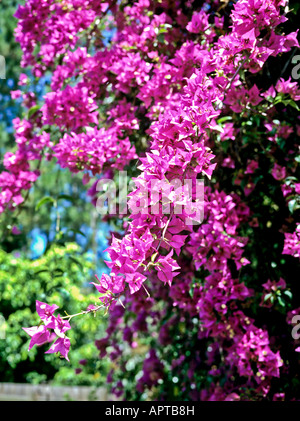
3;0;300;400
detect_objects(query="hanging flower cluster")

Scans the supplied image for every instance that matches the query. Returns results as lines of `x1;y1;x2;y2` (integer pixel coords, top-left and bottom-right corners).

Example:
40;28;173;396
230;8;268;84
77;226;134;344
4;0;300;400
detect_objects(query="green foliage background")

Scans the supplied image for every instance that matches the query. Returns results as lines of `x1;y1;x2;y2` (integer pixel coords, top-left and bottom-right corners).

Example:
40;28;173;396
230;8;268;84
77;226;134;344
0;242;109;385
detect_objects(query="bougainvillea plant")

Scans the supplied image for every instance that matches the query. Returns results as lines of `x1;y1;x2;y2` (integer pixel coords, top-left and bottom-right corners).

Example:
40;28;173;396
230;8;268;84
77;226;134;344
2;0;300;400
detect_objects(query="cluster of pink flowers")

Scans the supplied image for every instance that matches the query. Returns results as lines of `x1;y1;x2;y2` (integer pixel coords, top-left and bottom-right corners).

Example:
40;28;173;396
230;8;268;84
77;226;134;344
283;224;300;259
228;327;283;388
23;301;71;361
53;127;136;174
42;86;99;130
6;0;299;400
0;117;51;213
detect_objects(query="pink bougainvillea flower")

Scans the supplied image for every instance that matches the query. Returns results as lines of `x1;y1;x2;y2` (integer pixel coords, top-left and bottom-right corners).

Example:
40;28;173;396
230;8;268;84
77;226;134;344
35;301;71;334
282;224;300;259
11;226;21;235
245;160;259;174
18;73;28;86
186;10;209;34
50;314;71;334
36;300;59;323
86;304;97;311
262;278;286;292
271;163;286;180
11;90;23;99
155;250;181;286
22;325;51;351
45;337;71;361
244;181;255;196
125;272;147;294
91;273;125;296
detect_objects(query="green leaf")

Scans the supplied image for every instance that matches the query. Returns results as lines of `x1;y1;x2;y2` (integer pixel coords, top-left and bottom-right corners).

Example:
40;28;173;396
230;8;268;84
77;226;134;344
287;100;300;111
221;140;230;153
264;293;272;302
57;194;76;204
34;269;49;275
69;256;83;269
275;96;300;111
288;198;297;214
57;288;70;298
27;105;41;118
217;116;232;124
69;229;86;238
290;3;300;13
277;296;285;307
277;138;286;149
53;268;64;275
157;33;165;43
284;290;293;300
274;94;284;104
35;196;56;211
